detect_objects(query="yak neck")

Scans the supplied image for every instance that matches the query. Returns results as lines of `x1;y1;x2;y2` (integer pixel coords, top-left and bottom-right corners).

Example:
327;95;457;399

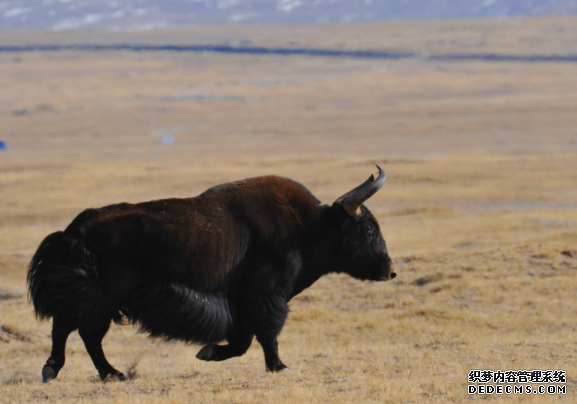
289;205;338;300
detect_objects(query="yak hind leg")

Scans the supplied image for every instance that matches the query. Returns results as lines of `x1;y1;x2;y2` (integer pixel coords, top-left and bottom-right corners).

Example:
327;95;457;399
78;321;125;381
42;317;76;383
197;326;253;362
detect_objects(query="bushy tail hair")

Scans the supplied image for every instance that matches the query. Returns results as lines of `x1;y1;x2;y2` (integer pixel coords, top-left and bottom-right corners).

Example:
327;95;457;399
27;231;101;322
121;284;234;344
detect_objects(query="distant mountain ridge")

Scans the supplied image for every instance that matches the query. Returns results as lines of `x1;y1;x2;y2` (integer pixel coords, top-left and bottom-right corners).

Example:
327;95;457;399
1;0;576;30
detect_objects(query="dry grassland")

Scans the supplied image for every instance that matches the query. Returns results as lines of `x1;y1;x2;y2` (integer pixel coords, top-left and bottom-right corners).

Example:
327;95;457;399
1;17;577;403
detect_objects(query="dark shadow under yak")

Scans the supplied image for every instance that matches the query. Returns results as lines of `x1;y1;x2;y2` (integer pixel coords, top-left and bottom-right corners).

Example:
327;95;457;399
28;166;395;382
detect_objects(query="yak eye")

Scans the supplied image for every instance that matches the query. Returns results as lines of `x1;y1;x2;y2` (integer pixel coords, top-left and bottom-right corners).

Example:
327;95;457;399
365;223;375;235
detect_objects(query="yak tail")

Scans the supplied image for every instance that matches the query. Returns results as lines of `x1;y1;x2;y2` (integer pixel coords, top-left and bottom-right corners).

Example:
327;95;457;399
121;284;234;345
27;231;101;322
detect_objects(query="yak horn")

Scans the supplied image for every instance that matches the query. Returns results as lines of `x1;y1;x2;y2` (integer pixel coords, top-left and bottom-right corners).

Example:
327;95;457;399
335;165;386;217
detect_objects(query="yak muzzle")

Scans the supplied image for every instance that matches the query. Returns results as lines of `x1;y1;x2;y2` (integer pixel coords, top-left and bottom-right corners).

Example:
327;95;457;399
378;259;396;281
378;273;396;281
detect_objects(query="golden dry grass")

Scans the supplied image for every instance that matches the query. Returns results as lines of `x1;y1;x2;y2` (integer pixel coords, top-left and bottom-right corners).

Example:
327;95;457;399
1;17;577;403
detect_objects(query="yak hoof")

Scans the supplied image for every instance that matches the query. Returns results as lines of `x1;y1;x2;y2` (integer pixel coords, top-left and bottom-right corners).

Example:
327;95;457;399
42;366;57;383
267;363;289;372
101;370;126;382
196;344;214;361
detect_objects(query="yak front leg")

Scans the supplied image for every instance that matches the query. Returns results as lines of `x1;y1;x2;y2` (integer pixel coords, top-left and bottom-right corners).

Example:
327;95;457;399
196;329;254;362
256;333;288;372
250;294;289;372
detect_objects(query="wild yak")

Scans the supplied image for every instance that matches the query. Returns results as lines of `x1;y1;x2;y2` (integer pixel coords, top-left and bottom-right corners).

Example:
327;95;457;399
28;165;395;382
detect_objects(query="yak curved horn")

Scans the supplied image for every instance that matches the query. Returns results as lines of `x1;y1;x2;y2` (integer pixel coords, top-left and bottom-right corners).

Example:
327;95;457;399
335;165;386;217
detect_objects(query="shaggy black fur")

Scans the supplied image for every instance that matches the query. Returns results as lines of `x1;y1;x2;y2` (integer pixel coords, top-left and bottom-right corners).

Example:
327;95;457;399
122;284;233;344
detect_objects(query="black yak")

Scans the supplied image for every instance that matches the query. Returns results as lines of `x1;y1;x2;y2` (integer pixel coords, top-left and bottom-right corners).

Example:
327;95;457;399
28;165;395;382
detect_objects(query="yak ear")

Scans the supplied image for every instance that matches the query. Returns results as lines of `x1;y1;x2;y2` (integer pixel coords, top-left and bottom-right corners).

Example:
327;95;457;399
334;166;386;217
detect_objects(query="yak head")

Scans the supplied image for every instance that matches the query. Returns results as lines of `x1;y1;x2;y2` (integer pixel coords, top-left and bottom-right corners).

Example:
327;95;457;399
327;165;395;282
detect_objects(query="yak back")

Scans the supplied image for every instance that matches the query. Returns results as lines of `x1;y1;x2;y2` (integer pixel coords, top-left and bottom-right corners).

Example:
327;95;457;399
64;176;323;294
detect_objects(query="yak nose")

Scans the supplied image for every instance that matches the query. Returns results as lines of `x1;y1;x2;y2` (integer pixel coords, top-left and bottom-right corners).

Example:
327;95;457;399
390;271;397;279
